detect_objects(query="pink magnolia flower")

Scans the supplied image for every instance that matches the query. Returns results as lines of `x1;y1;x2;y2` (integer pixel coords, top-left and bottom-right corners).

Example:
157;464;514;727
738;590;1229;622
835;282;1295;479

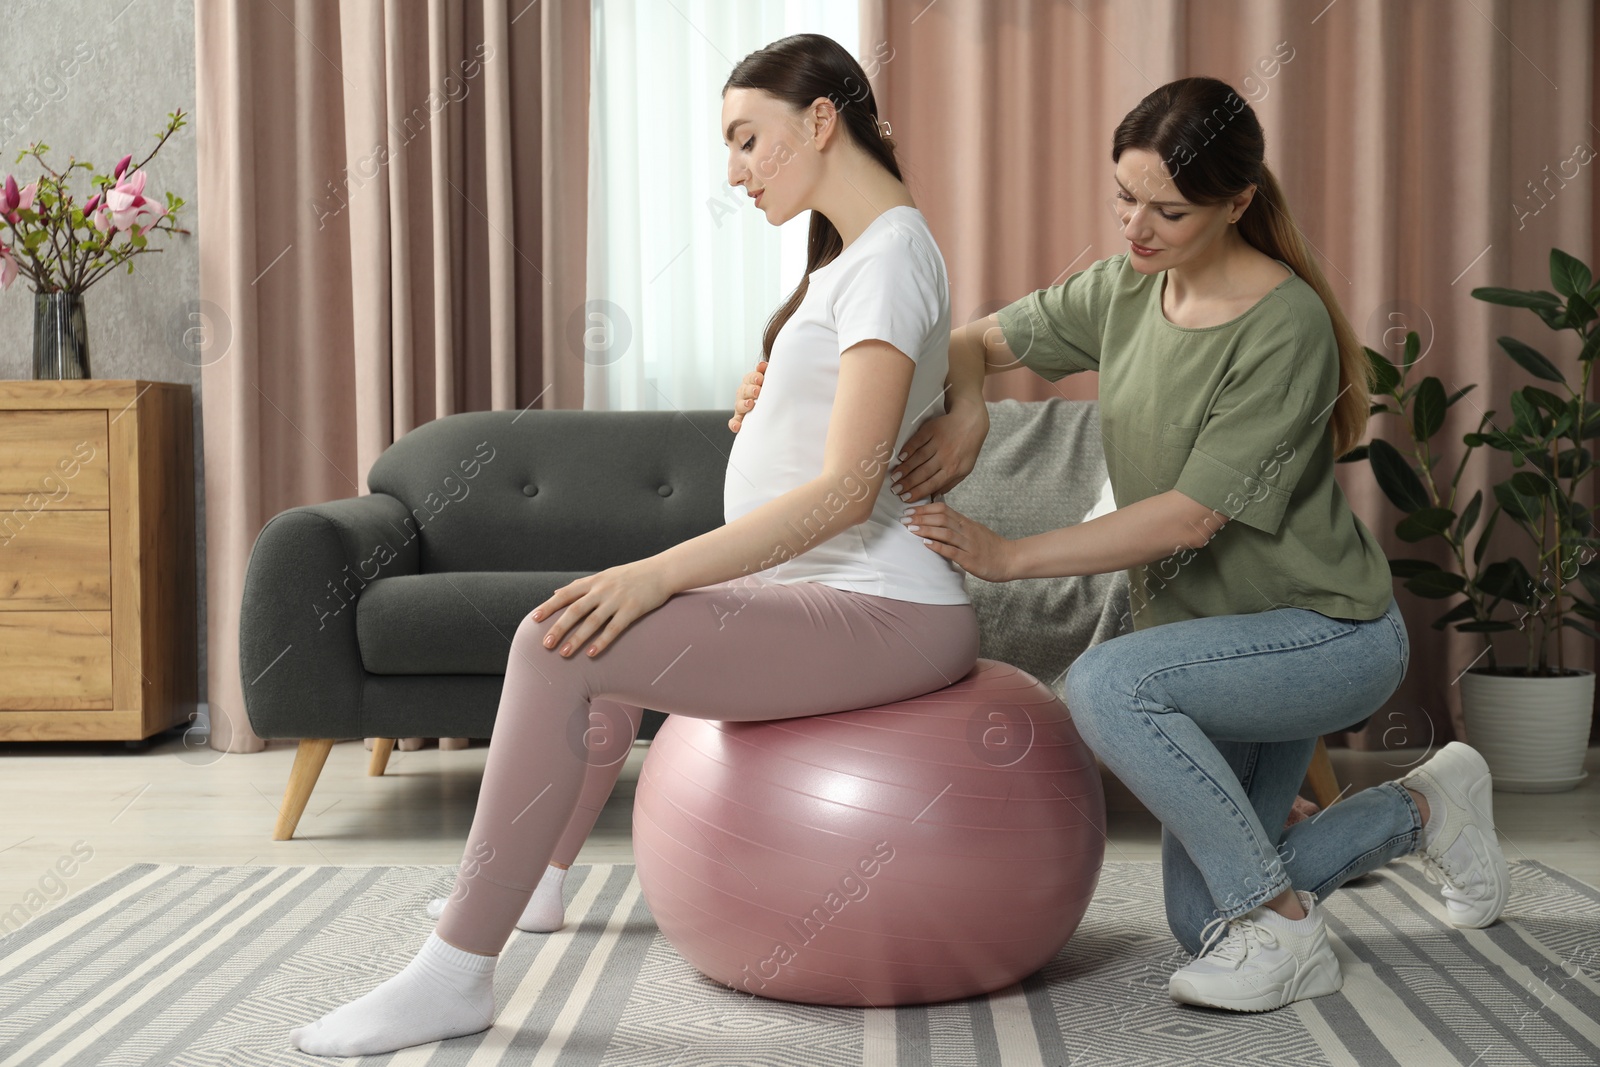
105;169;166;235
113;154;132;181
135;202;168;236
2;177;37;225
0;243;17;291
83;193;100;215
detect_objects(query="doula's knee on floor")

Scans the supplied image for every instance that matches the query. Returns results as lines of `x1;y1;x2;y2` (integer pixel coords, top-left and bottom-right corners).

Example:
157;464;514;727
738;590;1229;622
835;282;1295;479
1161;845;1215;957
1167;907;1207;958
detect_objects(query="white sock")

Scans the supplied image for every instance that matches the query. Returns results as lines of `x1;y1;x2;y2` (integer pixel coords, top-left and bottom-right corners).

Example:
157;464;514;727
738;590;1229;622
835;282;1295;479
289;931;496;1056
1408;777;1446;850
1257;890;1320;931
427;864;568;933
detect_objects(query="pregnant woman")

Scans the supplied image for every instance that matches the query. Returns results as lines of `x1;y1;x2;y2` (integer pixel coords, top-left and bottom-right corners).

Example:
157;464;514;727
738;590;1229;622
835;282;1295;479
739;75;1510;1014
289;33;978;1056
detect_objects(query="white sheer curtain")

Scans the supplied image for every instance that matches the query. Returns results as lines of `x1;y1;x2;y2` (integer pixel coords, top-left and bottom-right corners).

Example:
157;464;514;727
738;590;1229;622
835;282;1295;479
585;0;860;412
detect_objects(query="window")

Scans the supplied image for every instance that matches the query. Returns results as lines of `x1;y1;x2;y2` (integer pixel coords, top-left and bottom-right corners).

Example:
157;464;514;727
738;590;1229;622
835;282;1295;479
586;0;861;411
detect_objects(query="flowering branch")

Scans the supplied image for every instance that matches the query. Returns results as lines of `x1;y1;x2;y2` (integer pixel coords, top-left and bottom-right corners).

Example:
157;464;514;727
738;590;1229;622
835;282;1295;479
0;108;189;294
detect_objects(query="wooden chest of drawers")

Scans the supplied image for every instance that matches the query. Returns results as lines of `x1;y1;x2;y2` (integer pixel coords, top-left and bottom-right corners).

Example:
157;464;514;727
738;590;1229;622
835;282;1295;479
0;380;197;741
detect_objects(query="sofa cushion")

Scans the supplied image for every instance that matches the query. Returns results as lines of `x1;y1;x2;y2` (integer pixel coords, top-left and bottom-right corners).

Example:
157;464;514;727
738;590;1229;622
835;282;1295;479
365;410;731;575
356;571;592;674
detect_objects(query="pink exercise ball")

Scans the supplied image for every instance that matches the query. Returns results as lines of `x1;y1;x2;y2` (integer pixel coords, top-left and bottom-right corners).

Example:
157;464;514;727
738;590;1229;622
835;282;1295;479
632;659;1106;1007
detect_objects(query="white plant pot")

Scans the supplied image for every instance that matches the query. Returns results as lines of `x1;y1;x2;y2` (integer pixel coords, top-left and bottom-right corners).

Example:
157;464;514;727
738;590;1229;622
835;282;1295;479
1460;668;1594;793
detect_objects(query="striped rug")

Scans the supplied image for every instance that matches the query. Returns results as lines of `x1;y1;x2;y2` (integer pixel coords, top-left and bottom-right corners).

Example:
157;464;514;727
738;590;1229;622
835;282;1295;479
2;859;1596;1066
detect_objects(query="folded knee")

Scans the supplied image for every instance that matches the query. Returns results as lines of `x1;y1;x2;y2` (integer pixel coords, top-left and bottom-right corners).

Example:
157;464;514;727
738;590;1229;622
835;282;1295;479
1064;644;1142;725
514;610;551;651
505;614;596;706
514;612;587;668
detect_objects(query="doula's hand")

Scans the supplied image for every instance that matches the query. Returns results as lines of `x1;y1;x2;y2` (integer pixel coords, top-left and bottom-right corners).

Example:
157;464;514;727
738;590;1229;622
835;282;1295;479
729;360;767;432
888;399;989;500
902;500;1014;582
531;561;675;658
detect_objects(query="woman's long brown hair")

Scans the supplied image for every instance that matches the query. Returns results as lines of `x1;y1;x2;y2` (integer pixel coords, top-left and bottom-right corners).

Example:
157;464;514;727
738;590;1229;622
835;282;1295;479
724;34;904;360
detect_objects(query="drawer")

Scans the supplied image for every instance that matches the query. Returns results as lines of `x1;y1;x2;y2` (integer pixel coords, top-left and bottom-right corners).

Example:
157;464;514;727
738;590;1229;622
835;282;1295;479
0;409;109;510
0;511;111;610
0;611;113;706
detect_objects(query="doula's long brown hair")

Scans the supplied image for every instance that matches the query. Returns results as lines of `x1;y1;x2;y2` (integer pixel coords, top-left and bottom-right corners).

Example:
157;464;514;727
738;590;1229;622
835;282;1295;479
1113;76;1371;458
724;34;904;359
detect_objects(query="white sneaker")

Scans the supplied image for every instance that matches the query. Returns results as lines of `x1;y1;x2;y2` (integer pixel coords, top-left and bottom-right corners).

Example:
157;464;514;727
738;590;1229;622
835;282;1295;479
1168;890;1342;1012
1401;742;1509;928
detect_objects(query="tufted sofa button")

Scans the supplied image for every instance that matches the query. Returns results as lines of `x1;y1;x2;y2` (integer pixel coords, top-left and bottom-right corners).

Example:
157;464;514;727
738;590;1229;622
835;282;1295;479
657;484;673;497
522;484;538;497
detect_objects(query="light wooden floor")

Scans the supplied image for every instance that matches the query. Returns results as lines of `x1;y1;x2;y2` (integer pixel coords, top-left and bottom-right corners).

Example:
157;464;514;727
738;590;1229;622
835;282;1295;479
2;733;1596;930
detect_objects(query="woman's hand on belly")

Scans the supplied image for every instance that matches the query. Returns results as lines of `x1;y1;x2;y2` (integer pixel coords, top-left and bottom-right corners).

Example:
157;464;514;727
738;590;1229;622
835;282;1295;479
729;360;767;433
902;501;1014;582
531;560;675;658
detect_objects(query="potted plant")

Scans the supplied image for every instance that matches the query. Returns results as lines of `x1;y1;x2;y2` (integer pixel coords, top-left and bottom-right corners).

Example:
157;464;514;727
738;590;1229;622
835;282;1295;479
0;109;188;379
1340;248;1598;792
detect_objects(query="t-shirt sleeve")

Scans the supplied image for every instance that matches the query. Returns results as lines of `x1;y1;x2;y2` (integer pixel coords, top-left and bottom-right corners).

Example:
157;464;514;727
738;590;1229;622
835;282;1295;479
1172;311;1339;537
830;231;943;363
992;255;1119;380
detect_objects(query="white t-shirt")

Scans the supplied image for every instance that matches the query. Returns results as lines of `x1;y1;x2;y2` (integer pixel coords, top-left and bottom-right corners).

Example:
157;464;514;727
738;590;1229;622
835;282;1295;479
724;205;969;604
1084;475;1117;521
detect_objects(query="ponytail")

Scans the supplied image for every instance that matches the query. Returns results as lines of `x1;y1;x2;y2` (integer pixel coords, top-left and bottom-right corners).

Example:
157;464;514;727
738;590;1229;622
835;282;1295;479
1237;163;1371;457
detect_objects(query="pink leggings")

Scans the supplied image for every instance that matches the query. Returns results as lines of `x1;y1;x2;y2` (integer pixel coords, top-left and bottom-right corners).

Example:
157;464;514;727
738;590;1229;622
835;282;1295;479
434;575;980;955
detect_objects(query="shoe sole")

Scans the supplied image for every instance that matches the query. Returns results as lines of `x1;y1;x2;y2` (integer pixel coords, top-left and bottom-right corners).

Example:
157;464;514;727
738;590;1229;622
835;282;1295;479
1168;953;1342;1012
1446;809;1509;929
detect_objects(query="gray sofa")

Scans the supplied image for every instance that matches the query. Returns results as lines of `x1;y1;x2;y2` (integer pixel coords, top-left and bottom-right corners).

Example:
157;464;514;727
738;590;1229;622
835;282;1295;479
240;399;1131;839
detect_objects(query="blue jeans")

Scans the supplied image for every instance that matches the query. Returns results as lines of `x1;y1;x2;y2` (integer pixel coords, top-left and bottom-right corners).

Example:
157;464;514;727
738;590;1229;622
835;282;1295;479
1064;594;1420;956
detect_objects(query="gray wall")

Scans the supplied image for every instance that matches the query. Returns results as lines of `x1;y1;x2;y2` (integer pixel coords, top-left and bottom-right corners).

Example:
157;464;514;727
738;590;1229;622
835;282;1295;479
0;0;207;714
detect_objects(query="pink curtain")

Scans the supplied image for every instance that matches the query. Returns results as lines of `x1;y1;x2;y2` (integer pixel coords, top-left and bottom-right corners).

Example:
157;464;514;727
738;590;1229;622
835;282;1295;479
861;0;1600;748
194;0;589;752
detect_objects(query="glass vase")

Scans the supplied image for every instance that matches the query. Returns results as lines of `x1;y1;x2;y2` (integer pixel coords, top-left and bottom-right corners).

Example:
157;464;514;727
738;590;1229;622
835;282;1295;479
33;289;91;379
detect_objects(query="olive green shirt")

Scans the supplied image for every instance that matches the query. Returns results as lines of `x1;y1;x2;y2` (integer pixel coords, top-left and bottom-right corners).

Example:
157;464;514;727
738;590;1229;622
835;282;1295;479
995;252;1392;631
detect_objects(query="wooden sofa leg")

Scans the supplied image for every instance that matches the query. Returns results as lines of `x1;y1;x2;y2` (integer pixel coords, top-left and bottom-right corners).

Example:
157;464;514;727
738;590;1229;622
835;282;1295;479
274;739;336;840
1305;737;1342;809
368;737;395;776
